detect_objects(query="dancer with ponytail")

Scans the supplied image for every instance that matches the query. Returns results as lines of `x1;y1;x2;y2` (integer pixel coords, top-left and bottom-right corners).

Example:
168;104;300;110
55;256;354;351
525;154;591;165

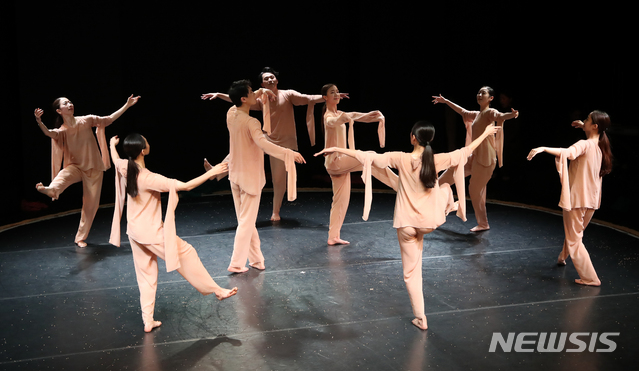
527;111;613;286
432;87;519;232
34;95;140;247
109;134;238;332
316;121;501;329
320;83;398;245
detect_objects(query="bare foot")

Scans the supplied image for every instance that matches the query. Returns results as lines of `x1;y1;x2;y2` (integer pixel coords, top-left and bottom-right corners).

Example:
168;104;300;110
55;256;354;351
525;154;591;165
412;317;428;330
227;267;249;274
144;320;162;332
470;225;490;232
328;237;350;246
557;259;567;266
249;263;265;270
215;287;238;301
270;213;281;222
575;278;601;287
35;183;56;199
76;241;87;248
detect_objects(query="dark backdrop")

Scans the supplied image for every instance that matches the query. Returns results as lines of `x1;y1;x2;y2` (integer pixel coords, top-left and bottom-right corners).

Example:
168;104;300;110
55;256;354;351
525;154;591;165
2;1;636;232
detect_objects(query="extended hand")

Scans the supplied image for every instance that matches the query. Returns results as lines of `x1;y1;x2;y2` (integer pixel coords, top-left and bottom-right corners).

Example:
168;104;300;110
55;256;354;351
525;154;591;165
110;135;120;147
571;120;584;129
293;152;306;164
432;94;446;104
34;108;44;123
126;94;141;106
527;147;545;161
201;93;220;100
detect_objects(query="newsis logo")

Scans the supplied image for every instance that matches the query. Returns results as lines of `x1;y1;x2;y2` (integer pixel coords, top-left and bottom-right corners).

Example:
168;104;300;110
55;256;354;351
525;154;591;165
489;332;620;353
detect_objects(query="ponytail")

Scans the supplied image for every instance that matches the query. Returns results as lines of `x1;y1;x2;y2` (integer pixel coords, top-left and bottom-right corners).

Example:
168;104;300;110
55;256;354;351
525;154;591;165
51;98;64;128
411;121;437;188
122;133;147;197
590;110;613;177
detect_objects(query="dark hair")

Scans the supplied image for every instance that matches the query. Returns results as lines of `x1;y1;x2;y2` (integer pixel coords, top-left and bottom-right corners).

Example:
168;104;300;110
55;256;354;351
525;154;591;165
411;121;437;188
52;98;65;128
482;86;495;98
258;67;279;83
228;79;252;107
590;110;613;177
122;133;147;197
320;83;337;130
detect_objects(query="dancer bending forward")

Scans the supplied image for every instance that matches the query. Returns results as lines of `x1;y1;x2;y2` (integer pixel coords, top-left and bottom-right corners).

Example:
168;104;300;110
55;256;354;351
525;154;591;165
316;121;500;330
109;134;237;332
527;111;613;286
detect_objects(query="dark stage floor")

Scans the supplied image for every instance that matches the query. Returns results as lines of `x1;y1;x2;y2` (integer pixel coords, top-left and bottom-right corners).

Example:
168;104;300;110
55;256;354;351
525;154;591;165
0;191;637;370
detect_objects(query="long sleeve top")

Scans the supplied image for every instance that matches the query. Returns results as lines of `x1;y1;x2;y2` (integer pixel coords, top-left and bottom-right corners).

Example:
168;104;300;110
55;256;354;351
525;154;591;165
51;115;113;180
109;159;182;272
555;139;603;211
461;108;506;167
256;89;322;149
354;147;473;228
226;106;298;199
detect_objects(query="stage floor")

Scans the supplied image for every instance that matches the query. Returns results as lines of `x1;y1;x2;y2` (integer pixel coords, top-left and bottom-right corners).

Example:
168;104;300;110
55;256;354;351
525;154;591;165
1;191;637;370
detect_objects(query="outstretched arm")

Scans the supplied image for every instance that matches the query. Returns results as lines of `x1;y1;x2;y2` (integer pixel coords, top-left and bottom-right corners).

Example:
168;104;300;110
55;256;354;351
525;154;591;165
201;92;232;103
347;110;383;123
432;94;465;115
495;108;519;123
109;136;121;163
314;146;359;158
527;146;562;160
176;162;229;191
109;94;141;122
34;108;59;140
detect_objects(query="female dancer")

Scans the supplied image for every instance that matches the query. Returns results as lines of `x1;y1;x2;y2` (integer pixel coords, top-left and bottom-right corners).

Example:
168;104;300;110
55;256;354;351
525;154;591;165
527;111;613;286
432;87;518;232
316;121;500;330
109;134;238;332
321;83;397;245
34;95;140;247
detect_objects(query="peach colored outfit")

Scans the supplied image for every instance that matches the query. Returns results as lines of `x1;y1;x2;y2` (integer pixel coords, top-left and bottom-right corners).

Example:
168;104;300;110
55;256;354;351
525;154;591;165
109;159;223;325
226;106;299;270
254;90;321;215
439;108;507;229
555;139;602;284
49;115;113;243
322;110;398;241
353;147;472;324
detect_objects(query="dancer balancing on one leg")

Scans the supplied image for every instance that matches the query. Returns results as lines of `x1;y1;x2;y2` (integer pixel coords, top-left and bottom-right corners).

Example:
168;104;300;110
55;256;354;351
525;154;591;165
315;121;501;330
432;87;518;232
202;67;344;221
320;83;398;246
222;80;306;273
527;111;613;287
34;95;140;247
108;134;238;333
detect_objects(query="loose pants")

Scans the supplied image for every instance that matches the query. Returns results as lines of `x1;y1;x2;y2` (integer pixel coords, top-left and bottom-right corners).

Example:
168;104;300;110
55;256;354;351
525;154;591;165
397;226;434;322
559;208;600;284
48;165;103;243
229;181;265;270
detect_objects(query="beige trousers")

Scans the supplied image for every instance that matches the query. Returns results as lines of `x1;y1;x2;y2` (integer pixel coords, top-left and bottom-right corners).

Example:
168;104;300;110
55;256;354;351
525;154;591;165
129;236;221;325
397;226;434;322
229;181;265;270
48;165;103;243
559;208;600;284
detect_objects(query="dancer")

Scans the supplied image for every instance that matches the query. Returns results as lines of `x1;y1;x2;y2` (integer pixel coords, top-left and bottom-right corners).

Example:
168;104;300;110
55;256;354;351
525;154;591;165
527;110;613;286
34;95;140;247
432;87;519;231
223;80;305;273
202;67;346;221
315;121;501;330
108;134;238;332
321;83;398;246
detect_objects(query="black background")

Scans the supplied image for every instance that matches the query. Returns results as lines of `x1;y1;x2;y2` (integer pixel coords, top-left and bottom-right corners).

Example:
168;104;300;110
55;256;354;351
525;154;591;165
2;1;636;231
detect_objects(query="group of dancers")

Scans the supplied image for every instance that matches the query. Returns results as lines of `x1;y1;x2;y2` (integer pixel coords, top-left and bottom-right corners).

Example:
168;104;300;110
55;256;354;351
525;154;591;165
33;67;613;331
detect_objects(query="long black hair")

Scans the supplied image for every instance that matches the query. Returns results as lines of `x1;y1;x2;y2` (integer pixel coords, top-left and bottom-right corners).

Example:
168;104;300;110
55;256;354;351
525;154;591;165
590;110;613;177
411;121;437;188
122;133;147;197
52;98;65;128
